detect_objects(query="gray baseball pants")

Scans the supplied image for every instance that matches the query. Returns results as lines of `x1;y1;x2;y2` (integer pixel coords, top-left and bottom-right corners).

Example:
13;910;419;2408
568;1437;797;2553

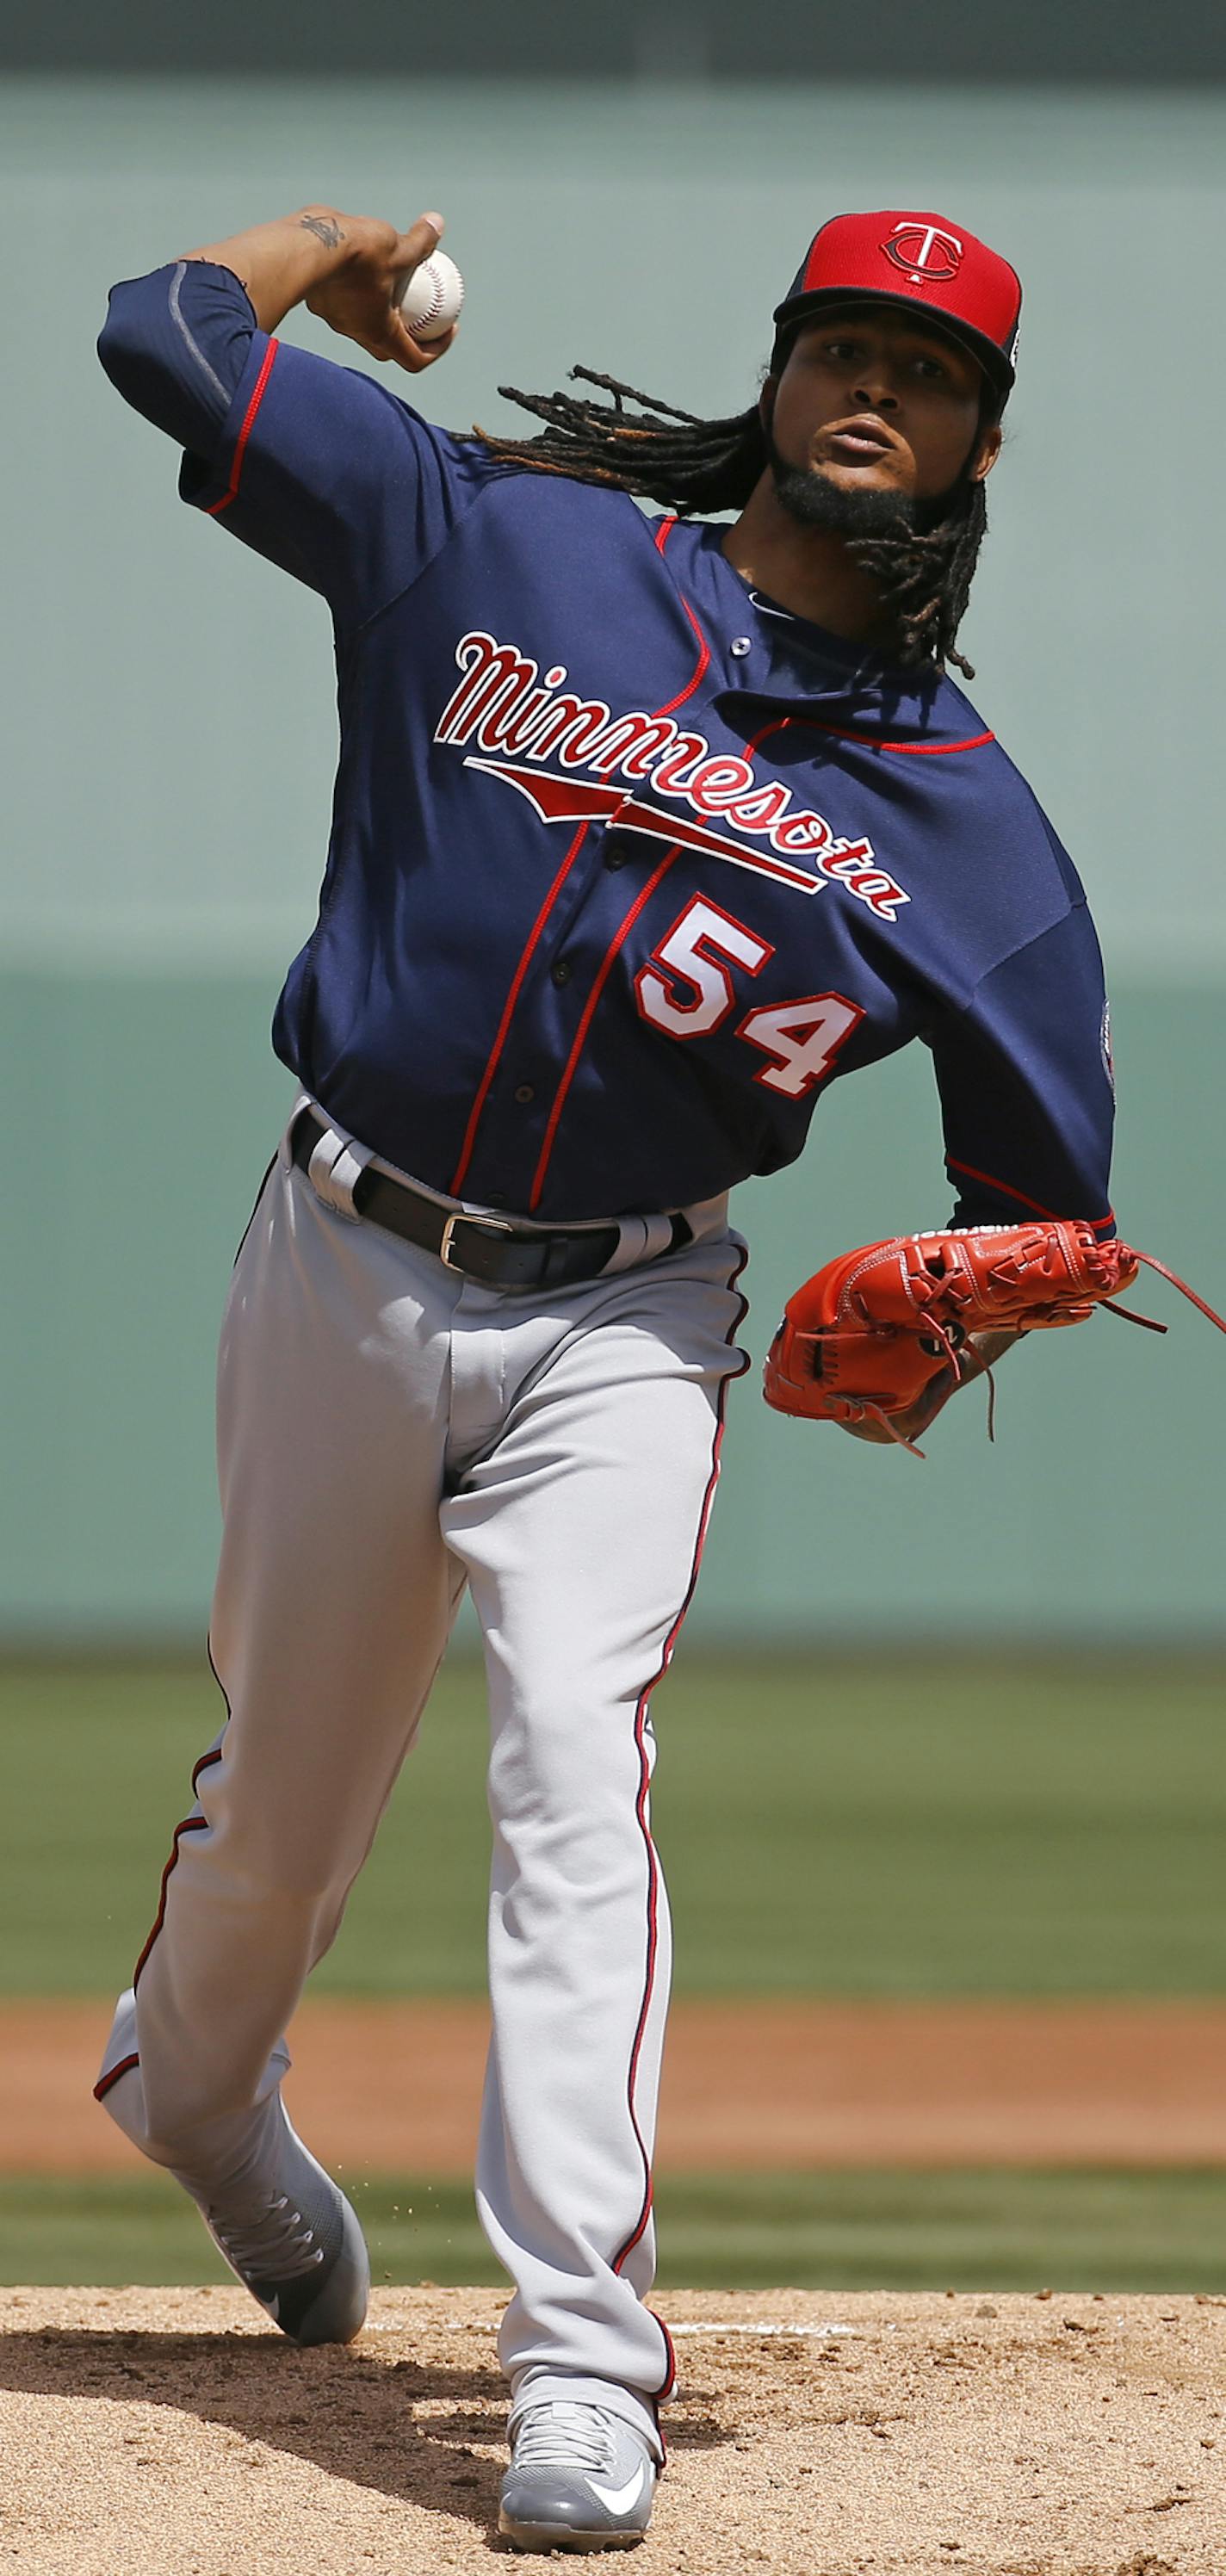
96;1109;748;2455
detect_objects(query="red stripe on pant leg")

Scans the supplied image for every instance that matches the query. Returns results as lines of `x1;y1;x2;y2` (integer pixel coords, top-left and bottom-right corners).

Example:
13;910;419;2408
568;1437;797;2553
98;1652;232;2096
612;1710;665;2280
610;1247;751;2401
649;2309;677;2412
131;1749;222;1988
93;2051;140;2103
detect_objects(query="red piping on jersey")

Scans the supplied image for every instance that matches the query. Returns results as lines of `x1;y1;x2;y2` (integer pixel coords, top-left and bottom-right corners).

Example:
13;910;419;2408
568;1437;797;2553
94;2050;140;2103
522;526;710;1205
744;714;994;759
453;532;711;1200
653;517;712;716
205;338;279;517
657;594;710;715
528;849;681;1210
946;1157;1115;1233
449;822;591;1194
611;1243;752;2419
131;1745;224;1987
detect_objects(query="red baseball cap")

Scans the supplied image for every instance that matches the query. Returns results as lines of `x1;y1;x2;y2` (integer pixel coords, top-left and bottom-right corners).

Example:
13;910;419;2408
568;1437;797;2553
771;210;1022;409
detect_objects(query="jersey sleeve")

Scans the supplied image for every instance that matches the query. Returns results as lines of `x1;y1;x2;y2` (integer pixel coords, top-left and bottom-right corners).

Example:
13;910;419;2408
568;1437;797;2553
928;899;1116;1235
97;259;492;634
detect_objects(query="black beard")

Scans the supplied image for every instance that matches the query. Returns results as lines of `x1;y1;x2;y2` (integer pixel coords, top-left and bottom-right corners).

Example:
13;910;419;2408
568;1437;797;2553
765;426;920;541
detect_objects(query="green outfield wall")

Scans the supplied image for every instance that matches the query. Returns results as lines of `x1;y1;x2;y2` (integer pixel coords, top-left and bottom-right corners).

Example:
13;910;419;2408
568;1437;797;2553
4;76;1225;1642
4;970;1221;1644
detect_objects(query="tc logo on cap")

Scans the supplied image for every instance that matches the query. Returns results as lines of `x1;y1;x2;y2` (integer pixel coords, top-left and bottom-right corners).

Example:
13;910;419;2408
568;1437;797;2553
776;210;1021;405
881;221;964;283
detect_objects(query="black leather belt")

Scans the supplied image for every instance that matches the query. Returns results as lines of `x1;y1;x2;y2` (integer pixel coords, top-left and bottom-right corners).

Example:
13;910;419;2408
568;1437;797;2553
291;1110;691;1290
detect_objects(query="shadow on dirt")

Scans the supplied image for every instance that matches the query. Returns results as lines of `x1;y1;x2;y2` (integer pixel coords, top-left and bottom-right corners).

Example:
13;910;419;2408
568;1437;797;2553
0;2328;728;2539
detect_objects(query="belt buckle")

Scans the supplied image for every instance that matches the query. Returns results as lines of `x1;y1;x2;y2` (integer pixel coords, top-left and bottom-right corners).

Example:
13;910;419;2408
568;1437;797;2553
438;1209;517;1273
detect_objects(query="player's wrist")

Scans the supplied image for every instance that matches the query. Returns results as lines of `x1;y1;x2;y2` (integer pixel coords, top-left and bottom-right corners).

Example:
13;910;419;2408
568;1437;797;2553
182;207;369;332
294;207;352;258
292;211;405;313
296;208;395;275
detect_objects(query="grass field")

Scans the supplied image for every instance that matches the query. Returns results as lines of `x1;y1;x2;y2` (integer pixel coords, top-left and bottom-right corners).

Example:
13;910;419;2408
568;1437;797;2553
3;1651;1225;1999
3;2169;1226;2293
5;1652;1225;2290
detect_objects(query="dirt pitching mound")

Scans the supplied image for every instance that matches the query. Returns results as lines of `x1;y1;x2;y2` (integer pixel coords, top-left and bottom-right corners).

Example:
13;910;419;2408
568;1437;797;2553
2;2286;1224;2574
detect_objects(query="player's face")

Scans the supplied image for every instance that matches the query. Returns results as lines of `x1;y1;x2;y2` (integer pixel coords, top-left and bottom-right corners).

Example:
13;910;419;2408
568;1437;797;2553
767;303;1001;505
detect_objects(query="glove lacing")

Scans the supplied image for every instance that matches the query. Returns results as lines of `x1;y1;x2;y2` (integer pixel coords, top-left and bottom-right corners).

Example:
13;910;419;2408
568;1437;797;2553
811;1248;1226;1462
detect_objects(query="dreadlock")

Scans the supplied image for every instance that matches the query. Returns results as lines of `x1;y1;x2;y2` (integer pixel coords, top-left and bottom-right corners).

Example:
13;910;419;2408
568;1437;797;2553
469;366;989;679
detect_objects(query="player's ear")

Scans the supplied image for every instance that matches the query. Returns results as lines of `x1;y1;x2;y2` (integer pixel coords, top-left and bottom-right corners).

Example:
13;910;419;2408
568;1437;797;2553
969;420;1003;484
759;376;777;432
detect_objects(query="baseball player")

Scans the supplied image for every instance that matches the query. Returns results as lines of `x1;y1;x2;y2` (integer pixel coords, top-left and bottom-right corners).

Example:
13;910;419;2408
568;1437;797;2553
93;202;1113;2549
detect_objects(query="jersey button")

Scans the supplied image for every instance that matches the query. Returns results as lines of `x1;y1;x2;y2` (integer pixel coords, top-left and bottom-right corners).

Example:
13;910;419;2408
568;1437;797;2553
550;958;573;987
604;846;628;870
514;1082;536;1105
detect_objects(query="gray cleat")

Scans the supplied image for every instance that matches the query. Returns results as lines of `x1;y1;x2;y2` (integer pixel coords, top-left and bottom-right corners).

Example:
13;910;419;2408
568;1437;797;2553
187;2116;369;2346
498;2400;658;2552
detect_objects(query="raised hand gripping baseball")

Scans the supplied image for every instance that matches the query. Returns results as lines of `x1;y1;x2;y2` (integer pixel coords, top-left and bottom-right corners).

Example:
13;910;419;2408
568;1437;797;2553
764;1220;1226;1457
183;206;458;375
302;211;460;371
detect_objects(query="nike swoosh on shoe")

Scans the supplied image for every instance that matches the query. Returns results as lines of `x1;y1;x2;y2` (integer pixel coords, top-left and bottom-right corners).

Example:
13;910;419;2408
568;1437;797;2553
587;2462;649;2515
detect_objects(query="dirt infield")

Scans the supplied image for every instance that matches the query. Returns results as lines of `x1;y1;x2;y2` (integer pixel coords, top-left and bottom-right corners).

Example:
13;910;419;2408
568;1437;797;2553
3;2286;1224;2573
9;1997;1226;2172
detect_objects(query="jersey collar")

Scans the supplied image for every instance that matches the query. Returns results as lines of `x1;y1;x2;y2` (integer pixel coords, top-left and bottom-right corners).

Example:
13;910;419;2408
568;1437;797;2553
661;520;984;750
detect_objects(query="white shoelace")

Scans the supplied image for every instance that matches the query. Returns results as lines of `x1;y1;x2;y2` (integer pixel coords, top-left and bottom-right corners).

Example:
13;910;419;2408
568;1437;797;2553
512;2403;618;2474
208;2193;325;2283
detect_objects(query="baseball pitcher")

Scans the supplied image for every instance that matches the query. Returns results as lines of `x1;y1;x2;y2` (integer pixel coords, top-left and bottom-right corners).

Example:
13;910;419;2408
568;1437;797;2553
94;201;1119;2548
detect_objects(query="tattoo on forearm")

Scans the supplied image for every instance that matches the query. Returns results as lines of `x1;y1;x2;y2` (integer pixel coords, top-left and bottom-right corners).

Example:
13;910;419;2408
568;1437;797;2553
299;214;344;251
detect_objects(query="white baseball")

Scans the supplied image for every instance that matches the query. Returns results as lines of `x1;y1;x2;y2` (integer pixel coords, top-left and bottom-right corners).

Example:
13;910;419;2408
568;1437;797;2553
395;251;464;341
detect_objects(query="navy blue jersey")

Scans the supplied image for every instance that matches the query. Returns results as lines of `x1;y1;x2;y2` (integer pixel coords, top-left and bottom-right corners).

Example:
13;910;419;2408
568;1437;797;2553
99;261;1116;1231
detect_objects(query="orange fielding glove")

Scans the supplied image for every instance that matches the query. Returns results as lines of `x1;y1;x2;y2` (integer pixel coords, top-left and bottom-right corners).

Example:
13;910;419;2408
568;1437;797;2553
763;1219;1226;1455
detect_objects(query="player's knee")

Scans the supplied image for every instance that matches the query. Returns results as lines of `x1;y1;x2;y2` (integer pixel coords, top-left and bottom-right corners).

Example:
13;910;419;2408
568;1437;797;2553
489;1689;647;1824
